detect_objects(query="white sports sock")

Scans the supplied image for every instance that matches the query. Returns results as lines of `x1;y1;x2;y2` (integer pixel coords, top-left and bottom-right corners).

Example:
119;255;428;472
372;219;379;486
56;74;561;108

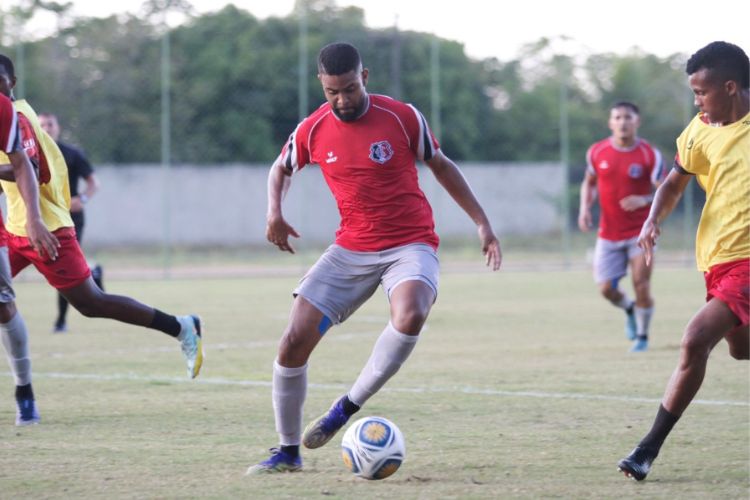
635;306;654;337
348;322;419;407
272;359;307;446
0;312;31;386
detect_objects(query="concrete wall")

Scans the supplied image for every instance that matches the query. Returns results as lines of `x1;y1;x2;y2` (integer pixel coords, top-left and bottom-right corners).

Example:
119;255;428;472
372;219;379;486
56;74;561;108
62;162;563;248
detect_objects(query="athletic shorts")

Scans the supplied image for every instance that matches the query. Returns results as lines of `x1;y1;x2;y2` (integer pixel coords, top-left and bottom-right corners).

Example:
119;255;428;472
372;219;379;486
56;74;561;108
704;259;749;327
294;243;440;325
8;227;91;290
593;236;645;284
0;247;16;304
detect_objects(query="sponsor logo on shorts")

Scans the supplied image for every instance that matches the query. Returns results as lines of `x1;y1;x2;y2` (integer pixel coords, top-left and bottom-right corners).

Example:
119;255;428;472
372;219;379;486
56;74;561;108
369;140;394;164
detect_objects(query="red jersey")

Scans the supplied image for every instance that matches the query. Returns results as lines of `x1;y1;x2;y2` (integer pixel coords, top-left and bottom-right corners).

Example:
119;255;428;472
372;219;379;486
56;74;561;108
586;137;664;241
280;94;441;251
0;94;22;246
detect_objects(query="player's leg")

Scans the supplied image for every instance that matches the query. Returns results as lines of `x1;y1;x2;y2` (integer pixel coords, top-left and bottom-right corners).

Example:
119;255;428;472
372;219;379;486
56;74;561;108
13;228;203;378
303;244;439;450
249;245;381;473
725;324;749;359
628;247;654;352
0;247;38;425
61;278;203;378
247;297;327;474
53;214;84;333
618;298;738;480
594;238;636;340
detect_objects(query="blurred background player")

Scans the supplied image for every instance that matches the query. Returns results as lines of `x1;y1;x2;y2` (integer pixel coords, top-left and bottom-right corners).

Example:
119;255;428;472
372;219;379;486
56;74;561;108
39;112;103;333
0;90;60;426
0;53;203;391
247;42;501;474
618;41;749;481
578;101;665;352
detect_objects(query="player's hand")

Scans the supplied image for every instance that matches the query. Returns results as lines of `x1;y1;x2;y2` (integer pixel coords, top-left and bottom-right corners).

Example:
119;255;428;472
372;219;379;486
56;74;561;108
70;196;85;213
25;217;59;261
478;224;502;271
637;218;659;266
266;215;300;254
620;195;649;211
577;210;592;232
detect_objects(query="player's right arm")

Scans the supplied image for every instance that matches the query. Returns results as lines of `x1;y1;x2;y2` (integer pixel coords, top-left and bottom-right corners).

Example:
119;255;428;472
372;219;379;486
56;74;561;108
265;157;299;254
638;165;692;265
578;170;597;232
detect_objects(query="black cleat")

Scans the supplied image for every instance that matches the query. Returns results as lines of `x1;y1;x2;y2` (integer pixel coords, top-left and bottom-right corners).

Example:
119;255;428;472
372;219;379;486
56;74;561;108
618;446;658;481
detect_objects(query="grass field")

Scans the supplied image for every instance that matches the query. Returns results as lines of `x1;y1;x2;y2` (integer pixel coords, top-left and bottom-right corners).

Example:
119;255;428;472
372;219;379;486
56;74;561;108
0;253;747;499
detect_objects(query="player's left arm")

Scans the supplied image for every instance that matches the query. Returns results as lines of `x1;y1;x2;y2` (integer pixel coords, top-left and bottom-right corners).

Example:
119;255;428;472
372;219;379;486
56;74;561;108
425;150;501;270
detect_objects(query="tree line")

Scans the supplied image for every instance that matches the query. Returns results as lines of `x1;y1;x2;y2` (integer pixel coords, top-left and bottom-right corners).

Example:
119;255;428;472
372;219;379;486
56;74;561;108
2;0;694;179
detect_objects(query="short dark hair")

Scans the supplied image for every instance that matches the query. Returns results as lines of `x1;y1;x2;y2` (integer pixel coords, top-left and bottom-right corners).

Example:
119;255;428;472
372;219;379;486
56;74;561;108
611;101;639;115
686;41;749;89
0;54;15;79
317;42;361;76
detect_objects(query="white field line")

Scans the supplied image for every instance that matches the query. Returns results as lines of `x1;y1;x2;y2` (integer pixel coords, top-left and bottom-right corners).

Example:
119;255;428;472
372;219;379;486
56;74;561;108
10;371;748;408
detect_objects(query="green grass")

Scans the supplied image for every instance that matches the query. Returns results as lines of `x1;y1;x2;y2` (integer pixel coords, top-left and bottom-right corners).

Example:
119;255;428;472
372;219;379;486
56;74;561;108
0;257;747;499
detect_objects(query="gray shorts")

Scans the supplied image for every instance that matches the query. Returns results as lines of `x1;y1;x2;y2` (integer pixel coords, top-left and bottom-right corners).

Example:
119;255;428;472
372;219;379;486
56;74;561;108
294;243;440;325
593;236;645;284
0;247;16;304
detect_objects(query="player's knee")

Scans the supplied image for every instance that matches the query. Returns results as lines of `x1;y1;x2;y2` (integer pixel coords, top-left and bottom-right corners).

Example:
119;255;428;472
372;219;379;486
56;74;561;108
391;308;428;334
679;327;713;361
277;327;314;365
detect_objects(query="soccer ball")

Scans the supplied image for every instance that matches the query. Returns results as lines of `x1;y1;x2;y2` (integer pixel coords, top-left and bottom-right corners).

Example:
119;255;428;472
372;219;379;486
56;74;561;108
341;416;405;480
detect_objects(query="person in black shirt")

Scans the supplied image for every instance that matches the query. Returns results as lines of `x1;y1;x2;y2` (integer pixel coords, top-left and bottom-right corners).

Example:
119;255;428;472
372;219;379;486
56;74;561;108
39;113;103;333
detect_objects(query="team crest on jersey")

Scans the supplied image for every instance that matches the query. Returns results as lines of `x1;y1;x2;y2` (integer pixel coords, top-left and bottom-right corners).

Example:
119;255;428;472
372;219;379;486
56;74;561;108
628;163;643;178
369;141;394;164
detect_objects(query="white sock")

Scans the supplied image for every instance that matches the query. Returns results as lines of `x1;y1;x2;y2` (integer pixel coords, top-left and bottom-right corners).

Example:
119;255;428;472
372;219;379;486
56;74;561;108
272;359;307;446
348;322;419;407
614;293;633;311
635;306;654;338
0;312;31;386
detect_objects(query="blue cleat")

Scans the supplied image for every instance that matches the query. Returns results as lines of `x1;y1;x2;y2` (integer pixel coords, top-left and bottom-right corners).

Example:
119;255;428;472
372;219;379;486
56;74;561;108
15;398;40;426
630;337;649;352
618;446;658;481
625;309;637;341
302;396;350;449
178;315;204;379
245;448;302;475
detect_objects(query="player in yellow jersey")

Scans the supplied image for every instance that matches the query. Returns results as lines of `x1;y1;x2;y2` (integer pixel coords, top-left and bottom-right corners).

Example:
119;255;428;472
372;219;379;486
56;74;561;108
618;41;749;481
0;55;204;417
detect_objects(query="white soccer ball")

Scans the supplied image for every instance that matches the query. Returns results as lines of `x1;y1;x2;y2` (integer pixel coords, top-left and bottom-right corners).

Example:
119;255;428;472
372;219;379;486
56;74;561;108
341;416;406;480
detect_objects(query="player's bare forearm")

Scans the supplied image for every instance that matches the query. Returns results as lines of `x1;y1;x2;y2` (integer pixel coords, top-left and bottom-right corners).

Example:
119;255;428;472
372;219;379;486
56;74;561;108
266;160;299;253
0;162;14;181
648;168;691;226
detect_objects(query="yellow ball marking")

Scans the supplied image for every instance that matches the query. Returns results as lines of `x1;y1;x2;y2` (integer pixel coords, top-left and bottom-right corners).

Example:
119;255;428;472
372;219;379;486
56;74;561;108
363;422;387;443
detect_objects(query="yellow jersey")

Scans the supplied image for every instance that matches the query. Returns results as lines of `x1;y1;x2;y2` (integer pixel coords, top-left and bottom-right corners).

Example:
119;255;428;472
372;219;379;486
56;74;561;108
0;99;73;236
676;111;750;271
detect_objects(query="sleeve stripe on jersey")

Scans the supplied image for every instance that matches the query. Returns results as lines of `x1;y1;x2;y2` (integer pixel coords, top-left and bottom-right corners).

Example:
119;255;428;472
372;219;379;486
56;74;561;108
3;107;19;154
650;148;664;183
406;104;437;161
281;123;303;173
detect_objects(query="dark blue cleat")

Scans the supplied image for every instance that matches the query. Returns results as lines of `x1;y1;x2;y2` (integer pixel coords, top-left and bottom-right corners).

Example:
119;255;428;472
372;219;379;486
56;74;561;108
302;396;350;449
618;446;657;481
15;398;40;426
246;448;302;475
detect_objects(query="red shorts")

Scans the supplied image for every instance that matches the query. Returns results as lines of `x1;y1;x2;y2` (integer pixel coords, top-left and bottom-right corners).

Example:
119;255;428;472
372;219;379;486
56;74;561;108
9;227;91;290
704;259;750;326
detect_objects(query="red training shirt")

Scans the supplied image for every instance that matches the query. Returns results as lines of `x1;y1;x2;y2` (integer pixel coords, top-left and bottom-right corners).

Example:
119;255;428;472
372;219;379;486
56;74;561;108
586;137;664;241
280;94;441;252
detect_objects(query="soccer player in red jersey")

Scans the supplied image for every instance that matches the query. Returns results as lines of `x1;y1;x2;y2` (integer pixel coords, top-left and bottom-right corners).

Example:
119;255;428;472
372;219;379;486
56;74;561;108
247;42;501;474
0;91;59;425
0;54;204;426
618;41;749;482
578;102;665;352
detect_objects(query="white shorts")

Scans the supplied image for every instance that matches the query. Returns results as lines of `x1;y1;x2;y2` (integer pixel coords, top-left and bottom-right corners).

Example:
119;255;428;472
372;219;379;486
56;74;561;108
593;236;644;284
294;243;439;325
0;247;16;304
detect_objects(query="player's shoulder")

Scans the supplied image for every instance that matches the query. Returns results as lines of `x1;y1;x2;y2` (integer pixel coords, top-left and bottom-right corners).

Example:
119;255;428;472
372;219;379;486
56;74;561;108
370;94;418;117
296;103;332;134
588;138;612;157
